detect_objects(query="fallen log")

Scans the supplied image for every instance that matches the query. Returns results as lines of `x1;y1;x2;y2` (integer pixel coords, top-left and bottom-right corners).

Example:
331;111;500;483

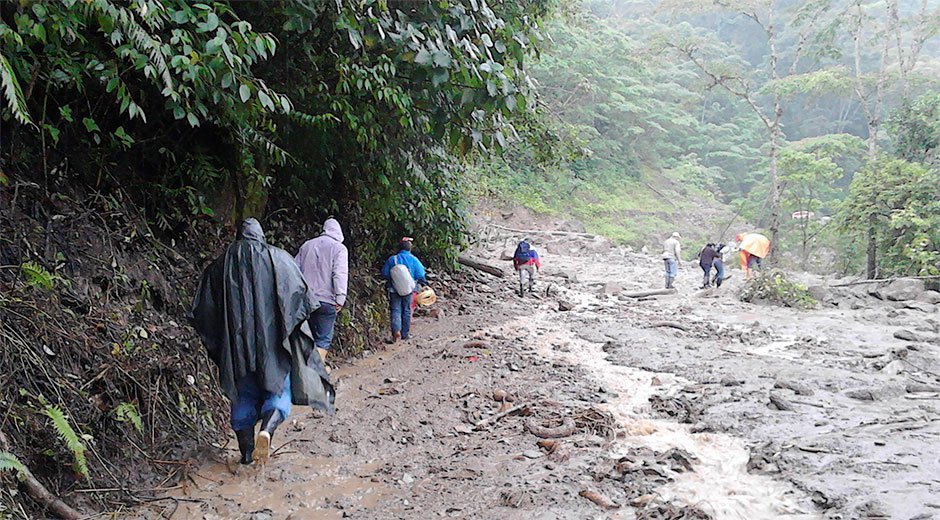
484;223;596;239
474;402;529;430
830;275;940;287
0;432;81;520
621;288;677;298
457;255;505;278
649;321;691;332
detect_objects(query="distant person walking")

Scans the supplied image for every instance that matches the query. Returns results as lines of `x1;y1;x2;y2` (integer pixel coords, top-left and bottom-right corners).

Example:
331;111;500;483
736;232;771;279
191;219;333;465
662;232;681;289
295;218;349;366
698;243;721;289
512;238;541;296
382;237;427;343
711;243;728;287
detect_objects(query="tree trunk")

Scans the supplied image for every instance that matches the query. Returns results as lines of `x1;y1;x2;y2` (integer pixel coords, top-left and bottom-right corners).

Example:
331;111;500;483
457;255;506;278
768;126;782;254
866;214;877;279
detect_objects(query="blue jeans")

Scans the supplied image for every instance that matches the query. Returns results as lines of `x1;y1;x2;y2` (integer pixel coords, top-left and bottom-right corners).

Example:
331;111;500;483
712;259;725;286
389;291;413;339
309;302;338;350
230;372;291;431
700;263;712;286
663;259;677;278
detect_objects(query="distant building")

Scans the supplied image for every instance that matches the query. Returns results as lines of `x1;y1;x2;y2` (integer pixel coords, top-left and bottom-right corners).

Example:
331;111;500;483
791;210;815;220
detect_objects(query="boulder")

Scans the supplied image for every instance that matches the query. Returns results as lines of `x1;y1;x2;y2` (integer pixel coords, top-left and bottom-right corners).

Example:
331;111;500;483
500;247;515;261
916;290;940;305
871;278;926;301
558;300;574;312
903;301;937;313
601;282;623;296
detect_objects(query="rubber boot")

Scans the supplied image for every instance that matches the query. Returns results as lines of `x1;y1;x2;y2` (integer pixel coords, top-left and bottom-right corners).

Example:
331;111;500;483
518;282;524;297
665;275;670;289
254;410;285;463
235;428;255;465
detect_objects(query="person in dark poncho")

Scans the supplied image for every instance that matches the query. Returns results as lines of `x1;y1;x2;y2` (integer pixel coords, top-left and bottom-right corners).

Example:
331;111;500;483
191;219;333;465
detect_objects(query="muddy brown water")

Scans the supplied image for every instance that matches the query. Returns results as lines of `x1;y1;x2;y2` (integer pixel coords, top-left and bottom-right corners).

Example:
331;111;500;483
135;239;939;519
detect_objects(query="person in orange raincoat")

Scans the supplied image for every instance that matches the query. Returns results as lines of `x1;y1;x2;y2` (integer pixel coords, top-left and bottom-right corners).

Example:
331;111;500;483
736;232;770;278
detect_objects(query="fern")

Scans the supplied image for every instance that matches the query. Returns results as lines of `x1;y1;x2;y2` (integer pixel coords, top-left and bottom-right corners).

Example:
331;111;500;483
20;262;54;290
0;52;31;125
44;405;90;480
114;402;143;433
0;451;28;481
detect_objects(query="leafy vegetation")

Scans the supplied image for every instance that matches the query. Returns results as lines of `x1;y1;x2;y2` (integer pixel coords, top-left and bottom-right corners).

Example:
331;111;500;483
43;405;90;481
740;269;818;309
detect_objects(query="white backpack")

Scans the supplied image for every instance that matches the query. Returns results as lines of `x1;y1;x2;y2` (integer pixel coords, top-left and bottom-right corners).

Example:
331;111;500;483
390;255;416;296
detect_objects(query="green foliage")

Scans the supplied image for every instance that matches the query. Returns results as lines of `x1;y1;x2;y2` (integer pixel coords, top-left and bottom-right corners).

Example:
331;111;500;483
887;93;940;165
43;405;90;480
1;0;556;263
19;262;55;291
740;270;817;309
114;402;143;433
0;452;28;481
838;157;940;276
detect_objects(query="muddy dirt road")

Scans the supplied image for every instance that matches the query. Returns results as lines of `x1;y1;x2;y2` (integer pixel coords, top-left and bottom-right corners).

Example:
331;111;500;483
138;226;940;520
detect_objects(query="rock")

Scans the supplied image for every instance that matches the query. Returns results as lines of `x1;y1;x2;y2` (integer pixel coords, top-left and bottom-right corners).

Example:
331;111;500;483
558;300;574;312
845;389;875;401
894;329;928;342
871;278;926;301
500;248;515;261
768;391;795;411
720;376;743;387
429;308;445;320
523;449;544;459
601;282;622;296
641;246;650;255
907;383;940;393
773;379;815;396
871;382;906;400
903;301;937;313
401;473;415;484
880;360;906;376
559;271;579;283
807;285;828;303
916;290;940;305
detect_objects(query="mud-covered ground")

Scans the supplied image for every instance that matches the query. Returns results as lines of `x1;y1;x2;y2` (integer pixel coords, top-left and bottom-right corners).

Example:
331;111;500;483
137;222;940;520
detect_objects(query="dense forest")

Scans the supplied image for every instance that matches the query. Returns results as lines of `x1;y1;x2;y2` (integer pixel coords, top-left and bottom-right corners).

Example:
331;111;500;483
0;0;939;516
475;0;940;276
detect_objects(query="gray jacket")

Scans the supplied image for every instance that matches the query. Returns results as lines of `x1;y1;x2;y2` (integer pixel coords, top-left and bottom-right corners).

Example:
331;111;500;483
295;219;349;306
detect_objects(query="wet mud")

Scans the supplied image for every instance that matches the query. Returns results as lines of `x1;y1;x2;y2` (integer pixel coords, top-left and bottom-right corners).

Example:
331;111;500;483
136;226;940;519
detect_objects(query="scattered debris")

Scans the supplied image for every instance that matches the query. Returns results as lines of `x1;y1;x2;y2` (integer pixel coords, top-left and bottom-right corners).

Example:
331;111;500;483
526;417;577;439
579;489;620;510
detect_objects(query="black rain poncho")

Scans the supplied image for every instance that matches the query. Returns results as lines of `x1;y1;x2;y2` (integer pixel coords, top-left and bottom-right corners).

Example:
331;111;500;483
191;219;334;411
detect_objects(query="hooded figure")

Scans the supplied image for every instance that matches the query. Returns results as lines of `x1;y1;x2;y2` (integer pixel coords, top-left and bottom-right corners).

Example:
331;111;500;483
192;218;334;464
736;232;771;278
295;218;349;363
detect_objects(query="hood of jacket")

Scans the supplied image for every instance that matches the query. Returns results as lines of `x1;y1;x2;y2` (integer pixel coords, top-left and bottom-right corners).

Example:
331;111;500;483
238;218;266;243
322;218;344;243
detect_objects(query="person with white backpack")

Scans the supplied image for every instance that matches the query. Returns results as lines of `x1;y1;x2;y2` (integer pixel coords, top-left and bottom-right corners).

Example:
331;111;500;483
381;237;427;343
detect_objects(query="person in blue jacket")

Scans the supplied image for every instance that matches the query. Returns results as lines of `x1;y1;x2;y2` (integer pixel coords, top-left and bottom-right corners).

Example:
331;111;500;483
381;237;427;343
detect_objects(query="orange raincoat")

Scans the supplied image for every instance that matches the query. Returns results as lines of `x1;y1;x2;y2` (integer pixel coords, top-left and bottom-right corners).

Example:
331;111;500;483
737;233;771;270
